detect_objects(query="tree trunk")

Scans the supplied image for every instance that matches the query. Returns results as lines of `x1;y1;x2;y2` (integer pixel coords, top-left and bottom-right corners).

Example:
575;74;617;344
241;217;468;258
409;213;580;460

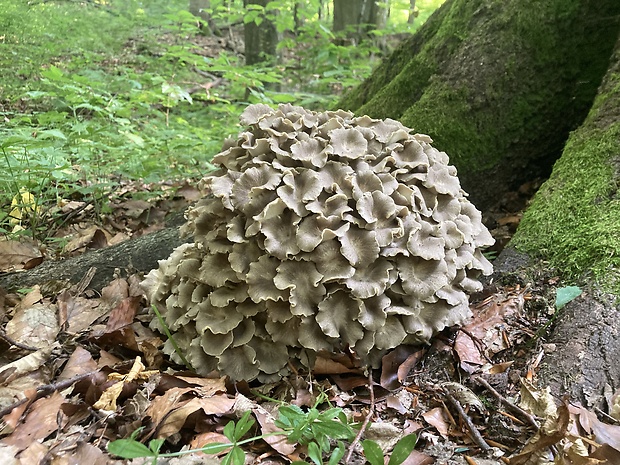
333;0;382;43
338;0;620;406
499;35;620;408
0;227;189;294
188;0;220;35
407;0;417;24
338;0;620;211
243;0;278;66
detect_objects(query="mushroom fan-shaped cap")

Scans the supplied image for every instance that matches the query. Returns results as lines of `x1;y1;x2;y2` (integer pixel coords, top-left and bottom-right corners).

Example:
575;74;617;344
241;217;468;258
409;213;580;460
142;104;494;382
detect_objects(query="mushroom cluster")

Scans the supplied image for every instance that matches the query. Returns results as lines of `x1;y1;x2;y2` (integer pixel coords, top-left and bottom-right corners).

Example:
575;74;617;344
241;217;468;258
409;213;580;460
142;104;494;382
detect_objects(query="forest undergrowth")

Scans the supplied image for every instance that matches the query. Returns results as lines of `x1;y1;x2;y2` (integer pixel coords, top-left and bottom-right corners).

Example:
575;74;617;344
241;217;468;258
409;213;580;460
0;0;438;248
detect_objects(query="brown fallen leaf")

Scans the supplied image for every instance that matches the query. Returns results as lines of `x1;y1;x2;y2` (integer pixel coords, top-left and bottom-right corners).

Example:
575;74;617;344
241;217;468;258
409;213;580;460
422;407;451;438
400;450;435;465
5;303;58;349
253;404;297;456
146;386;195;427
16;286;43;310
57;290;107;334
1;391;65;451
454;288;526;372
14;441;47;465
100;278;130;308
313;352;361;375
0;239;43;272
93;357;155;411
190;431;230;452
1;388;37;429
381;346;425;390
0;443;20;464
58;346;98;381
105;296;141;332
63;226;108;254
0;344;55;385
156;395;237;438
570;403;620;453
52;442;109;465
508;400;571;465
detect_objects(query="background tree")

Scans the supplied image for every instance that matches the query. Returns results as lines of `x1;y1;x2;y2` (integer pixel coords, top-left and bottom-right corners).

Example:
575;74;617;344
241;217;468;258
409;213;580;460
189;0;217;33
333;0;386;43
243;0;279;66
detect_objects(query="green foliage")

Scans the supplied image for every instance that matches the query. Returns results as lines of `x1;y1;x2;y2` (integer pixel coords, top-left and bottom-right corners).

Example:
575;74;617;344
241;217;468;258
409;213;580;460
108;401;359;464
109;404;419;465
363;433;418;465
275;401;356;451
0;0;446;243
555;286;582;310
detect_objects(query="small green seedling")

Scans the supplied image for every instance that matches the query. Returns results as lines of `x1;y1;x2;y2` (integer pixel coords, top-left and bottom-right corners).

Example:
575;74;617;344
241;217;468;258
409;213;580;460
109;400;360;465
107;428;164;464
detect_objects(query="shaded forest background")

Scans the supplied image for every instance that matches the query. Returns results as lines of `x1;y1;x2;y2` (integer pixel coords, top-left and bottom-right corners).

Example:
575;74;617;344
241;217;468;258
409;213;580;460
0;0;442;251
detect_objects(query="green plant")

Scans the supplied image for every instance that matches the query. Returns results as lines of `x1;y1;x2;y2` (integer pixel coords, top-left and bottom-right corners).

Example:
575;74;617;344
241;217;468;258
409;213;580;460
109;401;421;465
555;286;582;310
109;400;357;465
276;398;355;465
362;433;419;465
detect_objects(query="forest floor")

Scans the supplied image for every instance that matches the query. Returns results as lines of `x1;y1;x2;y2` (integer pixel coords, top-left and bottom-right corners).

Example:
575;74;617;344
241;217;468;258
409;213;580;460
0;165;594;465
3;3;620;465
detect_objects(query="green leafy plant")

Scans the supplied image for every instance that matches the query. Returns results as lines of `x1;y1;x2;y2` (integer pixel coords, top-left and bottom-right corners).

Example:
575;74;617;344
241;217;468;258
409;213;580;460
108;398;360;465
276;399;355;465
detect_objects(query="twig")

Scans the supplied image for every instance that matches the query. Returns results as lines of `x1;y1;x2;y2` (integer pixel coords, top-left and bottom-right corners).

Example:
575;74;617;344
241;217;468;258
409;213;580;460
443;389;491;452
473;376;539;429
0;370;97;418
345;371;375;464
0;328;38;351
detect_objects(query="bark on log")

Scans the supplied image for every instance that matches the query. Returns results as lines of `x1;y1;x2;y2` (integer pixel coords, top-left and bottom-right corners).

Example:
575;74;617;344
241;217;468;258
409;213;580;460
0;227;190;294
338;0;620;211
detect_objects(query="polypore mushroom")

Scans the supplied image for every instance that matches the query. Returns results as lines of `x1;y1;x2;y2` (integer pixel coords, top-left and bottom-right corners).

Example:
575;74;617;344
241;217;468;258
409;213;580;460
142;104;494;382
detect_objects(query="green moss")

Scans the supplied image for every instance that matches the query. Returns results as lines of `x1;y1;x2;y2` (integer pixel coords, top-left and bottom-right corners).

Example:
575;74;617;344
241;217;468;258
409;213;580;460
338;0;620;209
512;123;620;292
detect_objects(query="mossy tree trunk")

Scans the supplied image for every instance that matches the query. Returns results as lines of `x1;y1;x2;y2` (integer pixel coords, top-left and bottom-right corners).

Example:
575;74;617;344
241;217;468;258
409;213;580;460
499;36;620;406
338;0;620;211
340;0;620;406
511;34;620;291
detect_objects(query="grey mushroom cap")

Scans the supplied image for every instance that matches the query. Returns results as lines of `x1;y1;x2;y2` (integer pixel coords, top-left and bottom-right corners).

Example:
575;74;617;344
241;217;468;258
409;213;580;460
142;104;494;382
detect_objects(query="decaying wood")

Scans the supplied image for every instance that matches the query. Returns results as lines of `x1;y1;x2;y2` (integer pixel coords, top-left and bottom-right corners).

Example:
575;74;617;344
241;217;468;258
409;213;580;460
0;227;189;293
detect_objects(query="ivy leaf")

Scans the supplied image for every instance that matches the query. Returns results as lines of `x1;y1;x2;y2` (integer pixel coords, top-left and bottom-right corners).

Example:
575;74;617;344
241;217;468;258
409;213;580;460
555;286;582;310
